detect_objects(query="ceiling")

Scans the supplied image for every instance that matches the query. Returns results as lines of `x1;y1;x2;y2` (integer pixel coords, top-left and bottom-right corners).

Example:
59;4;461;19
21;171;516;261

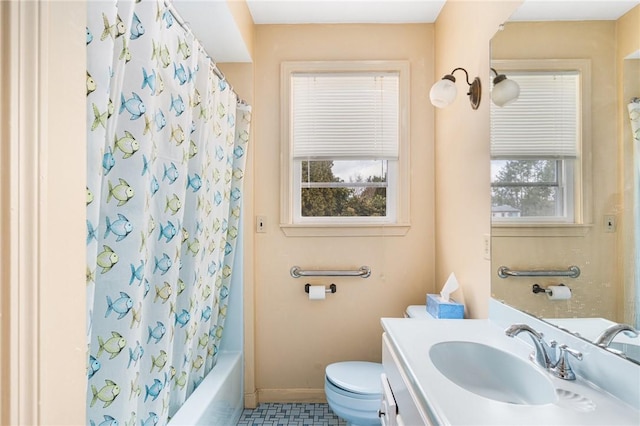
245;0;446;24
245;0;640;24
172;0;640;62
509;0;640;21
172;0;252;62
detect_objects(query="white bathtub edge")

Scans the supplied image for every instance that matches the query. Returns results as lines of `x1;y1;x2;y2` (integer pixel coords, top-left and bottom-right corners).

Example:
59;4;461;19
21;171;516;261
168;350;244;426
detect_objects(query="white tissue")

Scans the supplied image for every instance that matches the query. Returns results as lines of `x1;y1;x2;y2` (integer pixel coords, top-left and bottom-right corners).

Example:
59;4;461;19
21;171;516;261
308;285;326;300
440;272;459;302
547;285;571;301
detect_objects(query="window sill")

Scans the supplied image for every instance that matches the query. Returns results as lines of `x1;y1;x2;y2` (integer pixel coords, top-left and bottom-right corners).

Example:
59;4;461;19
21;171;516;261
280;223;410;237
492;223;593;237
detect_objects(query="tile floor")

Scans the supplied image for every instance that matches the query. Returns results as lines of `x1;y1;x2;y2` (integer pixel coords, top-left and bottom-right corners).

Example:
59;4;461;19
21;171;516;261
236;403;347;426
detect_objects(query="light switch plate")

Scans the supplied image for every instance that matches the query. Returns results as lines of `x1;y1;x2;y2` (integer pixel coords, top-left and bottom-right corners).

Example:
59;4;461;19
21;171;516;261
256;216;266;233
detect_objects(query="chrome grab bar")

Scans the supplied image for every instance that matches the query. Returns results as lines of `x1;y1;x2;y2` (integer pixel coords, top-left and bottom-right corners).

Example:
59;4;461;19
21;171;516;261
290;265;371;278
498;265;580;279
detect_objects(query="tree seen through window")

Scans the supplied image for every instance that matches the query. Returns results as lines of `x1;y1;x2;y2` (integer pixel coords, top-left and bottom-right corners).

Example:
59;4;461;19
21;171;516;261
491;159;560;218
301;160;387;217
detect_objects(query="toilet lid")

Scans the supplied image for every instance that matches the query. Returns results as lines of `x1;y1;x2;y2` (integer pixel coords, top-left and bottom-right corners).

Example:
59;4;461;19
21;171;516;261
325;362;383;395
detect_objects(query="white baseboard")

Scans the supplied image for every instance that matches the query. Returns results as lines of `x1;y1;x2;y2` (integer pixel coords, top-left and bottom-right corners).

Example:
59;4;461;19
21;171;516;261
257;388;327;404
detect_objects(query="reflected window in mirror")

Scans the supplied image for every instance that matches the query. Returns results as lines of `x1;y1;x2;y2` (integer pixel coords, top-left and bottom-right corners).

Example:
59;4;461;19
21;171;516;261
490;60;590;224
491;158;574;221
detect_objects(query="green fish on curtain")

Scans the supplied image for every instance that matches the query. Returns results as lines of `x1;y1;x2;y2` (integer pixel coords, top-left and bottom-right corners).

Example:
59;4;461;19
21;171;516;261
86;0;252;424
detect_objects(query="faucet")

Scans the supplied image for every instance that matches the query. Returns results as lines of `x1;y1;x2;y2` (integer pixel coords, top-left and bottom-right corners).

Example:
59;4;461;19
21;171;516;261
505;323;556;369
593;323;639;348
506;323;585;380
550;344;583;380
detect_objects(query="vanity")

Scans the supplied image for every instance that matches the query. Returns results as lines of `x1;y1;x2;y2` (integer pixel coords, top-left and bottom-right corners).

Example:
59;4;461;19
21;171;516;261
378;300;640;425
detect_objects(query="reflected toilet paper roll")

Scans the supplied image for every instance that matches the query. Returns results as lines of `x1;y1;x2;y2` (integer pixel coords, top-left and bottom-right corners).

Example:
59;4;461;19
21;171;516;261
547;285;571;300
308;285;326;300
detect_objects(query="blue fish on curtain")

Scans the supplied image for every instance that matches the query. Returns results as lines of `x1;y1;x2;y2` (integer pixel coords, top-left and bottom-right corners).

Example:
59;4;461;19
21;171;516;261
86;0;252;424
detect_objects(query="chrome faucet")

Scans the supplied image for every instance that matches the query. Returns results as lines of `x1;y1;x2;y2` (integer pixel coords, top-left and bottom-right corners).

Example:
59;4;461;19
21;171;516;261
594;323;639;348
506;323;583;380
551;344;583;380
505;323;556;369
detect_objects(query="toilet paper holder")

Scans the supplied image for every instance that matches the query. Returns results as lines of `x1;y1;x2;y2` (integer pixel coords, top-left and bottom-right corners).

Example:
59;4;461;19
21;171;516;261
305;283;337;294
532;283;569;295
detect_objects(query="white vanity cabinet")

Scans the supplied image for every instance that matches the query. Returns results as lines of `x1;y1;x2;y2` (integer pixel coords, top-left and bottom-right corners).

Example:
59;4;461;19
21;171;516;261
381;312;640;425
378;373;398;426
381;333;433;426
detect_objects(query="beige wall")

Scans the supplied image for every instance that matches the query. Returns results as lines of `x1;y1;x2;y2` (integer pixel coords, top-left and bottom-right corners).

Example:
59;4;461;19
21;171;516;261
434;1;521;319
1;1;86;424
217;62;259;407
0;2;9;423
40;2;87;422
490;21;621;321
227;0;255;60
617;5;640;325
252;23;435;402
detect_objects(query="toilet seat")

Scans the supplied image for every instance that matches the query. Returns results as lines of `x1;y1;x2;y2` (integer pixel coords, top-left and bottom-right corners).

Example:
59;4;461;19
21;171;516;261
325;361;383;395
325;362;383;426
324;307;428;425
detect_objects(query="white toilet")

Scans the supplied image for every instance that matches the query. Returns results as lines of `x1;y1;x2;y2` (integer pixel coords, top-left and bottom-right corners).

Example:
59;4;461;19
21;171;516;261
325;305;433;425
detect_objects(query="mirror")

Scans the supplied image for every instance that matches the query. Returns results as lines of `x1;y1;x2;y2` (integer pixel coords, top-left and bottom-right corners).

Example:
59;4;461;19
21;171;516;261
490;3;640;363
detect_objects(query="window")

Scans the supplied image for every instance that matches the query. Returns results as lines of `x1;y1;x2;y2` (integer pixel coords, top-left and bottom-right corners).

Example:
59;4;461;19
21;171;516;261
490;61;591;226
281;61;410;236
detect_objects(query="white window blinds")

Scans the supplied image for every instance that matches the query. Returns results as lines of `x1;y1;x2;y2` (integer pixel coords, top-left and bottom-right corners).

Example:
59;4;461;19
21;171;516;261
291;72;399;160
490;71;580;159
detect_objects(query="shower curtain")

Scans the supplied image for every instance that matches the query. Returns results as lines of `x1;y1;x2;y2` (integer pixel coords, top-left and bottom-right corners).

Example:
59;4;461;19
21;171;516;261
86;1;251;423
630;98;640;329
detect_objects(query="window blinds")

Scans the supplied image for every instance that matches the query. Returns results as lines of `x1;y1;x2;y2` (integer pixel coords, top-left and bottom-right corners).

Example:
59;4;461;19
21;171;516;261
490;71;580;159
291;72;399;160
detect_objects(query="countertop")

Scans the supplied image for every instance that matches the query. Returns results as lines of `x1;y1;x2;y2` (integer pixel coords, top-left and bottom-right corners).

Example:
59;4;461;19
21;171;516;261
381;318;640;425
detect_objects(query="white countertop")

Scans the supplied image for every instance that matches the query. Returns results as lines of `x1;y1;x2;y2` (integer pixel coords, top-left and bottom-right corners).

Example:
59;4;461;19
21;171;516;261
381;318;640;425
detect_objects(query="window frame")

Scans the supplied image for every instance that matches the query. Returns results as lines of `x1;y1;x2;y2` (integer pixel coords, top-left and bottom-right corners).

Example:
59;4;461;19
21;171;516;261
280;61;411;237
490;59;592;235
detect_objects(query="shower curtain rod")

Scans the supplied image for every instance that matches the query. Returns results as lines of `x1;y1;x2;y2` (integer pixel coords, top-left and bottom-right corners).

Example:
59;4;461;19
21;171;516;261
164;0;248;106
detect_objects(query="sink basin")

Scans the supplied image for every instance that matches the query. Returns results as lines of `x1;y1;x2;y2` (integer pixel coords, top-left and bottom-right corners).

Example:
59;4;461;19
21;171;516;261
429;341;557;405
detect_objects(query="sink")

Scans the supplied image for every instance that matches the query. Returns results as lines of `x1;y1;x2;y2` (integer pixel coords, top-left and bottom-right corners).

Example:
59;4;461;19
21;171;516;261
429;341;557;405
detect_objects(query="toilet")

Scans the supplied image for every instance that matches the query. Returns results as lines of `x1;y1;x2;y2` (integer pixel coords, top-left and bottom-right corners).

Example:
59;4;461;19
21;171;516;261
325;305;433;425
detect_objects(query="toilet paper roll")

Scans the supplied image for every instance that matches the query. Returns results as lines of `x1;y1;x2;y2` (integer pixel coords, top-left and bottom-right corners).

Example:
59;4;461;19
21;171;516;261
547;285;571;301
308;285;326;301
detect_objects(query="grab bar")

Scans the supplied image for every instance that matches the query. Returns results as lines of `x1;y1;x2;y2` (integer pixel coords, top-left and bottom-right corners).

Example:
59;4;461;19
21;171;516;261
290;265;371;279
497;265;580;279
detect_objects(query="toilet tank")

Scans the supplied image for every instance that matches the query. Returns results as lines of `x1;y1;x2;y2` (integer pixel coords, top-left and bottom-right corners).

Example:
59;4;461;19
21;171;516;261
405;305;435;319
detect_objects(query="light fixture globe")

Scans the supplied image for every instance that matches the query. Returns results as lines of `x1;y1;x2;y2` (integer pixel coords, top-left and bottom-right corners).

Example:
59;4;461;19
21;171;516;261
429;75;457;108
491;74;520;107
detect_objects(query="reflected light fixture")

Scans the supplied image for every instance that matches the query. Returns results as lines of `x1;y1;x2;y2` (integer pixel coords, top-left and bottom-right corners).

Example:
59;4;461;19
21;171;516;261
429;67;481;110
491;68;520;107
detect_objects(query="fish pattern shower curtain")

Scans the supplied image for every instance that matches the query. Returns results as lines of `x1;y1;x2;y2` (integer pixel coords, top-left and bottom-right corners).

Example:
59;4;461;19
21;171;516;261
86;0;251;423
629;98;640;329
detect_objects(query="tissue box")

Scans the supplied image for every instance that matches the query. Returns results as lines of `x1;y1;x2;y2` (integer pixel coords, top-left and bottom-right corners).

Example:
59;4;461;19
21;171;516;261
426;294;464;319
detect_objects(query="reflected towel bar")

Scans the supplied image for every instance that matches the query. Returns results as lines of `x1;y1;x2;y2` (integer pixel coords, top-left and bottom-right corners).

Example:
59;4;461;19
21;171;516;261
290;266;371;278
498;265;580;279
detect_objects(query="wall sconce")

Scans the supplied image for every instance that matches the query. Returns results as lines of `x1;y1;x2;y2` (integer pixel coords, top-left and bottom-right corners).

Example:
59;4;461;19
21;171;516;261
491;68;520;107
429;67;481;110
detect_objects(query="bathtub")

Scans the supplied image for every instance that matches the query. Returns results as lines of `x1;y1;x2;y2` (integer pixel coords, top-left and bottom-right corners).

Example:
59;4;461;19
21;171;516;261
169;221;245;425
168;350;244;426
